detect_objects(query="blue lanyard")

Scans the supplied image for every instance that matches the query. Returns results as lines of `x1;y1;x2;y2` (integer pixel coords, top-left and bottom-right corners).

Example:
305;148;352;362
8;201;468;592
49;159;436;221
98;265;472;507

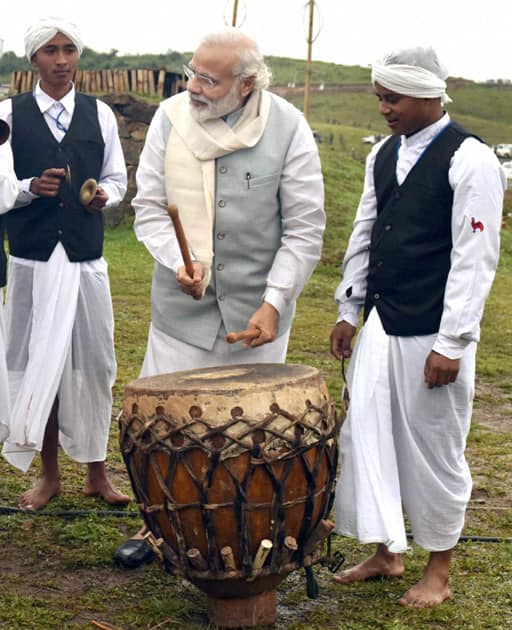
51;104;68;133
33;87;69;133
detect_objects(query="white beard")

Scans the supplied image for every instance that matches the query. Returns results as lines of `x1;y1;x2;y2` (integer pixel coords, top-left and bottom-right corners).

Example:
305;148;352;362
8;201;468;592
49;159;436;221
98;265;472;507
189;81;243;122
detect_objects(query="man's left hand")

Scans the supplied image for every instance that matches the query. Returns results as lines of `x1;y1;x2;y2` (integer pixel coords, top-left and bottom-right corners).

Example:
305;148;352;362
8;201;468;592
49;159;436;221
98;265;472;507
86;186;108;211
424;351;460;388
243;302;279;347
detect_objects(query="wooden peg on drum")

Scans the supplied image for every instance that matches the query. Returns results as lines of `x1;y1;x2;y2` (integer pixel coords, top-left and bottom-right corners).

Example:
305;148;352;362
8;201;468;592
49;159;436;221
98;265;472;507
220;546;237;572
167;203;195;278
225;327;261;344
282;536;298;564
251;539;273;577
186;547;209;571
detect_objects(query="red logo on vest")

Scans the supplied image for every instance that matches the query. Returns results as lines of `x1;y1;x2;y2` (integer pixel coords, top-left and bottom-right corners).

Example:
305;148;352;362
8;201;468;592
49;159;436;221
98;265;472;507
471;217;484;232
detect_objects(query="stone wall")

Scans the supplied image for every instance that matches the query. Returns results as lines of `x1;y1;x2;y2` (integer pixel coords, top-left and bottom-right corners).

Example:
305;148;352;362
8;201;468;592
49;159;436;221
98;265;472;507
101;94;158;227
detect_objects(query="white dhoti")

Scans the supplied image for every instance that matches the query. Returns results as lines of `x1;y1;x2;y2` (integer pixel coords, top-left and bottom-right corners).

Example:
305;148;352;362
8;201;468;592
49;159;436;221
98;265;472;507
2;243;116;472
141;321;290;377
0;294;10;443
334;308;475;552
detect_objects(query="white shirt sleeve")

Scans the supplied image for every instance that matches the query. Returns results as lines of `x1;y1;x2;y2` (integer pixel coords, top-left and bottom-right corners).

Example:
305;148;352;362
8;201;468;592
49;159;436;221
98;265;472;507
433;138;505;358
0;99;34;208
132;105;185;272
0;142;18;214
263;114;325;314
96;100;127;208
333;141;382;327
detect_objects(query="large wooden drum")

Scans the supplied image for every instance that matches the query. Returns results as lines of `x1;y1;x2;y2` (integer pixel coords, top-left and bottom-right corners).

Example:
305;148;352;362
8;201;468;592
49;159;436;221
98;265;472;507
119;363;339;627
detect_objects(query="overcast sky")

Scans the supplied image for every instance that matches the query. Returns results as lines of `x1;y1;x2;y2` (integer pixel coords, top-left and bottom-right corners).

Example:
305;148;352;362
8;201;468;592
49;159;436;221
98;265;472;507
1;0;509;83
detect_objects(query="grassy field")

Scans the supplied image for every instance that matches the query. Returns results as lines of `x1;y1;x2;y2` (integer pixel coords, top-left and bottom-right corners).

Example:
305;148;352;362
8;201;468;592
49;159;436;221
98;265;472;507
0;84;511;629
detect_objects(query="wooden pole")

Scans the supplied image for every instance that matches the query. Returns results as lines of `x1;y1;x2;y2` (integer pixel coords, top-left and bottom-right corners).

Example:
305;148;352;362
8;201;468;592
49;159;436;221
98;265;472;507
232;0;239;26
303;0;315;120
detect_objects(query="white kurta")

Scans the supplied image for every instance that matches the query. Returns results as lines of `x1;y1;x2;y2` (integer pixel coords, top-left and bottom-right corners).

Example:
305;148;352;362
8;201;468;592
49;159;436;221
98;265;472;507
133;95;324;365
3;246;117;471
335;309;476;552
334;114;504;551
0;141;18;442
0;298;10;443
0;83;127;471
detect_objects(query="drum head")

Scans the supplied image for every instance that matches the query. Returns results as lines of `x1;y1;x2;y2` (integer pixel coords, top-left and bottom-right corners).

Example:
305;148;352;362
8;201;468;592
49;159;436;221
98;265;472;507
125;363;321;395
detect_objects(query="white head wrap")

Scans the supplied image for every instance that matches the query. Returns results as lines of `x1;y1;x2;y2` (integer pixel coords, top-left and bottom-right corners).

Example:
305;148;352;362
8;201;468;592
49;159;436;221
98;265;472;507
24;17;84;62
371;45;452;105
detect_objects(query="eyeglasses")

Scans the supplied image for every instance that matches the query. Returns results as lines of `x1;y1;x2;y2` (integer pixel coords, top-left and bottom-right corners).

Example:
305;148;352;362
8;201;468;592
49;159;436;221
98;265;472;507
182;65;219;89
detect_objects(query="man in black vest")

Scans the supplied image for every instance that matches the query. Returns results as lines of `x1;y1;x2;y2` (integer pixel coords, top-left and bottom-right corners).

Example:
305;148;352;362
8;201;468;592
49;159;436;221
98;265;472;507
330;46;504;607
0;18;129;511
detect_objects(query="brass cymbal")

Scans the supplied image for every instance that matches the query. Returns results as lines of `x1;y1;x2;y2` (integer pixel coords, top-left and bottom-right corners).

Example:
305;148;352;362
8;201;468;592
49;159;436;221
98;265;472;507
79;178;98;205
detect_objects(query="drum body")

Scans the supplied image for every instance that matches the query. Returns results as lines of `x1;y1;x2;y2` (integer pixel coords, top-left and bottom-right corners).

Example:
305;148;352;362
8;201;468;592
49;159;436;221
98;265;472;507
119;363;339;625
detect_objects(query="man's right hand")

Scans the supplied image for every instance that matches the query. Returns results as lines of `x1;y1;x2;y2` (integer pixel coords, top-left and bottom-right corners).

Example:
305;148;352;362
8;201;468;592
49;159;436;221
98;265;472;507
330;321;357;360
176;261;205;300
29;168;66;197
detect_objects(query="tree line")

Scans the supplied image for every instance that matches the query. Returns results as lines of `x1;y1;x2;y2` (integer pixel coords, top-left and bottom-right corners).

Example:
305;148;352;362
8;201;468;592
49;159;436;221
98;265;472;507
0;48;187;76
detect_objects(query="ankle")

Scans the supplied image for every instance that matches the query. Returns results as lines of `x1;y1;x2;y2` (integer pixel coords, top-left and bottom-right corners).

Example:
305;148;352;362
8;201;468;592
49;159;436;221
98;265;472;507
376;545;402;563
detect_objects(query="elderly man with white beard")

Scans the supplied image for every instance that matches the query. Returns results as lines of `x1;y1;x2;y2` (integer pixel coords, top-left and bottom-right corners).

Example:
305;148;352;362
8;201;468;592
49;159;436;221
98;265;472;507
114;27;325;568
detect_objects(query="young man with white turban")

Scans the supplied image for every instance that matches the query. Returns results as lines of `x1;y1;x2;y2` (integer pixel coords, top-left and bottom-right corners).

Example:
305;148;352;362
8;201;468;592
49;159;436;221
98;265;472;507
0;137;18;444
0;17;129;510
330;46;504;607
113;27;325;568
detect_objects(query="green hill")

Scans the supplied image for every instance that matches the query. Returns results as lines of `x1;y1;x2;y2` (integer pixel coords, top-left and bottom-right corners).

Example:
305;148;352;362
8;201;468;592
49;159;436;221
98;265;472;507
284;85;512;147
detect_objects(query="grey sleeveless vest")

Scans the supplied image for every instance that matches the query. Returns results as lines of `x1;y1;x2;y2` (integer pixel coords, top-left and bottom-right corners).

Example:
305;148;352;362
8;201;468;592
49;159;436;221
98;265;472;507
152;94;301;350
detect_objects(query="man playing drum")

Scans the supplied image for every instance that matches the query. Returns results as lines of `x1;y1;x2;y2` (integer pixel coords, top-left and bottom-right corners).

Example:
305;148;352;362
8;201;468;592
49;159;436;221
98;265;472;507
330;46;504;607
0;18;129;510
114;27;325;568
0;138;18;445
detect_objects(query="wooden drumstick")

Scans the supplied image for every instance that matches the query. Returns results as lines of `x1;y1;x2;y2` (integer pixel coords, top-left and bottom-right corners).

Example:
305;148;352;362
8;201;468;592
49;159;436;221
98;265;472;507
225;328;261;344
167;204;195;278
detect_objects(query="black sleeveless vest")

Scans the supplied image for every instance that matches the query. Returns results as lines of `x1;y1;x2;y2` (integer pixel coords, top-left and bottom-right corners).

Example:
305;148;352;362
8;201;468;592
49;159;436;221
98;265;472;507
364;122;478;336
7;92;105;261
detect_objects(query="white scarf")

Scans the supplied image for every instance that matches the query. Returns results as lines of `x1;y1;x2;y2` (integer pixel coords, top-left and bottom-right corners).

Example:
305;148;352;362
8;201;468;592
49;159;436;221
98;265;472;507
162;89;271;288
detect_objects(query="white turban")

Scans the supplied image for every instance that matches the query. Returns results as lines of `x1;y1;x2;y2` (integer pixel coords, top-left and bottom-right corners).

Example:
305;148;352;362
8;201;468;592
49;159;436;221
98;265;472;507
371;46;452;105
24;17;84;62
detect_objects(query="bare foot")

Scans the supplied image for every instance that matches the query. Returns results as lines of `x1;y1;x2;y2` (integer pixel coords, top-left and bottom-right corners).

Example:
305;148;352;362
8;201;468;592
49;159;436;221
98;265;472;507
399;575;452;608
83;478;131;505
333;546;404;584
398;548;453;607
19;477;61;511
